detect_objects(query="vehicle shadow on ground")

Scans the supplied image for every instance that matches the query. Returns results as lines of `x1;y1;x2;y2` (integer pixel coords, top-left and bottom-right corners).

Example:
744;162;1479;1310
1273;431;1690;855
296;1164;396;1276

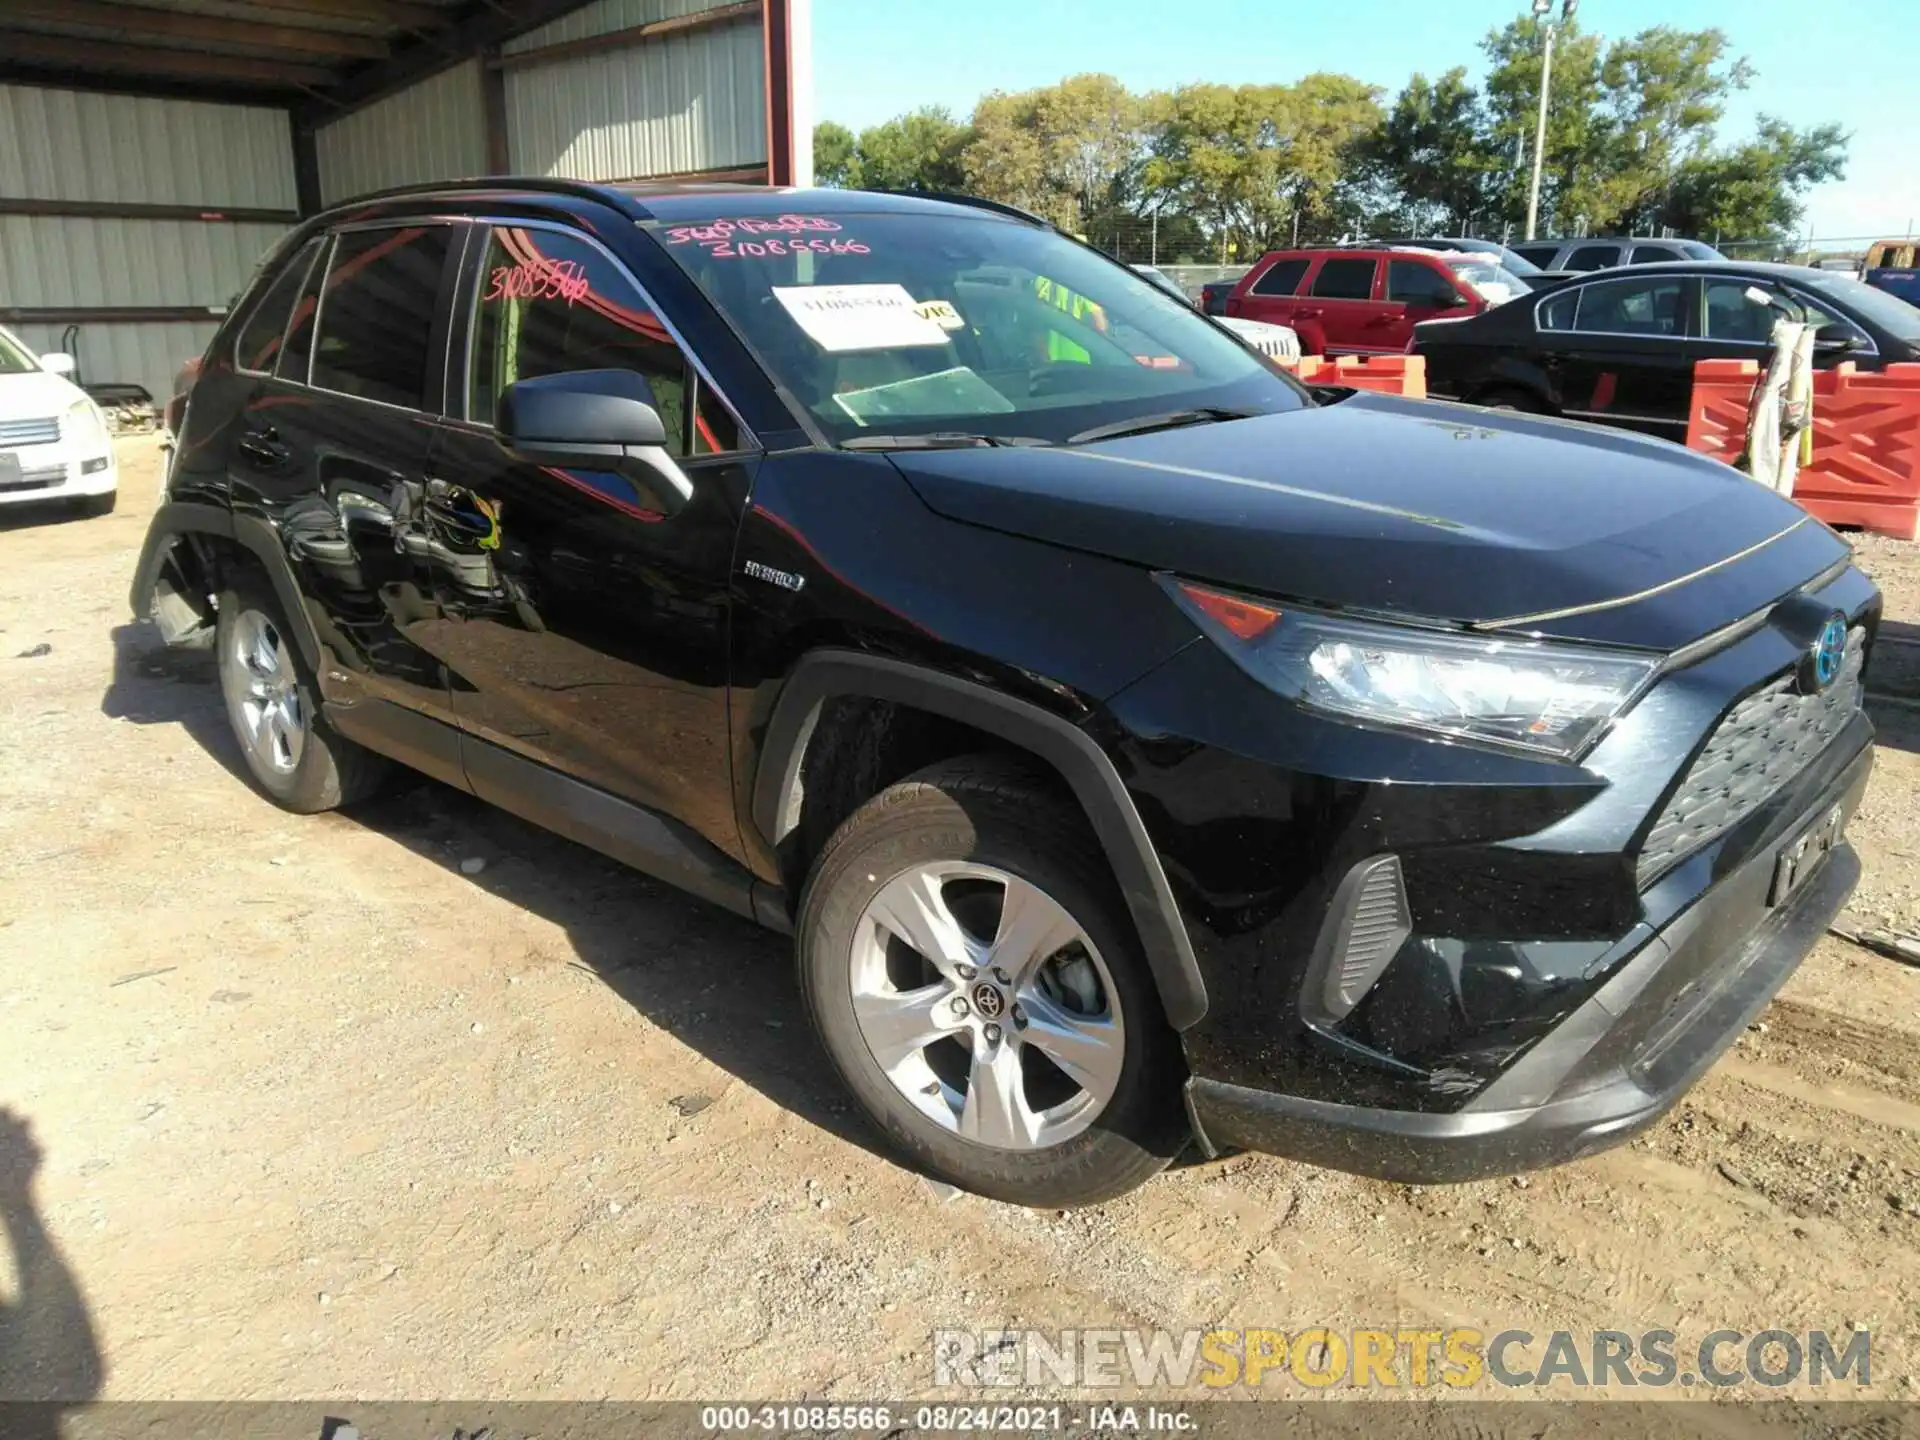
102;620;1219;1187
100;622;254;788
0;1108;103;1438
100;621;902;1168
1867;619;1920;756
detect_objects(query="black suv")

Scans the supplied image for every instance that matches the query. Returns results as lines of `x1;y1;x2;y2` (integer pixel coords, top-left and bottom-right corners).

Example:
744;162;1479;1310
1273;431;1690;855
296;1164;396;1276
132;180;1879;1207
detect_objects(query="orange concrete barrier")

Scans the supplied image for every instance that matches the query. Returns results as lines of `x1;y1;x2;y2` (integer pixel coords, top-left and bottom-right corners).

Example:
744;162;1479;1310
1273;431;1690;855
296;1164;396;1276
1686;359;1920;541
1281;354;1427;399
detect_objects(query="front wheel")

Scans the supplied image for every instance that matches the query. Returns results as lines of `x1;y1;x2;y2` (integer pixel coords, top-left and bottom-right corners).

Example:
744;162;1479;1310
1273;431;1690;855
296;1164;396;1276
797;757;1187;1207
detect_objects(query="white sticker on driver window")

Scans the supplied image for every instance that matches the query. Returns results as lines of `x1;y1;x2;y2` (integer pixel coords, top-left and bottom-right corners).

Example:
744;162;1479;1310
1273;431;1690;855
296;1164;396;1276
773;283;953;352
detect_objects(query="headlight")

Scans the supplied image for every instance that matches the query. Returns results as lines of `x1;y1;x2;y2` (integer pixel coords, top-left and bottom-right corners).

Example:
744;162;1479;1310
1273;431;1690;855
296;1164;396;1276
65;398;107;447
1162;577;1660;759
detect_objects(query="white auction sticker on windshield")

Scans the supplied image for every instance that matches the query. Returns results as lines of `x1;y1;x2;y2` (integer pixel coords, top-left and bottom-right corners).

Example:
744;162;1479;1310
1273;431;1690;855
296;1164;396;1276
773;283;952;352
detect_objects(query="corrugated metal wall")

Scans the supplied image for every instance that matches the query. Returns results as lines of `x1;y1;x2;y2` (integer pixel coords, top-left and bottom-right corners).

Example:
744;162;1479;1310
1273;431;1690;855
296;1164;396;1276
0;84;293;405
503;0;767;182
0;85;295;209
314;61;489;206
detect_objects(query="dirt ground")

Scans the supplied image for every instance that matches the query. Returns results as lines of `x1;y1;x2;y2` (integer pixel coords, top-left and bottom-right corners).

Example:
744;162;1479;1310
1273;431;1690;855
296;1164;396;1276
1;437;1917;1408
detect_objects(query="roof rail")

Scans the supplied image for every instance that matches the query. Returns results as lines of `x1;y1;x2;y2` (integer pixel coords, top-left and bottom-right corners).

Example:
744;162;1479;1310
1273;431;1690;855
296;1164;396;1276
903;191;1052;228
323;175;651;220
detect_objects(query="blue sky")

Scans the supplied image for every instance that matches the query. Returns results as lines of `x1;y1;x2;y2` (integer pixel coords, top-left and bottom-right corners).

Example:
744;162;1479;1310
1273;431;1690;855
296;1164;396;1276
810;0;1914;244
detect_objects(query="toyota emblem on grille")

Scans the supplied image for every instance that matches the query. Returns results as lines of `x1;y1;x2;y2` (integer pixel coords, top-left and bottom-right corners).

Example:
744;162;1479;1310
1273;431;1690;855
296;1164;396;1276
1797;613;1848;695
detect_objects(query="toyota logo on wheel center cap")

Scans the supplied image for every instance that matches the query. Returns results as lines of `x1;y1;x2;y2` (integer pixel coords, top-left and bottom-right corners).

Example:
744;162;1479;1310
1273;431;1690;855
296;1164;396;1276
970;982;1006;1019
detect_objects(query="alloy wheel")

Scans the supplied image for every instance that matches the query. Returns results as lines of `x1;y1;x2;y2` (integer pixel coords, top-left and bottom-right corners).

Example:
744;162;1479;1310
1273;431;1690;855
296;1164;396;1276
848;861;1126;1150
229;608;306;775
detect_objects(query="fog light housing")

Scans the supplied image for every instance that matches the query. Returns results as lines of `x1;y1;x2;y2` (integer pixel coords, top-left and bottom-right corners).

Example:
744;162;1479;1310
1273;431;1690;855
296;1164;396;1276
81;456;111;474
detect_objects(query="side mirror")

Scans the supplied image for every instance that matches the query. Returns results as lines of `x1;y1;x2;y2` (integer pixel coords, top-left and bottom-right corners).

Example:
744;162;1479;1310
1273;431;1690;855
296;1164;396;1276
496;368;691;515
39;352;76;376
1434;291;1469;309
1814;325;1862;354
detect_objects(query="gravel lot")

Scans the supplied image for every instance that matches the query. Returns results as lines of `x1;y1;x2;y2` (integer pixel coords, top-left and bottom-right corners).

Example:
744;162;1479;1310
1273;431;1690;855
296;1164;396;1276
1;437;1917;1407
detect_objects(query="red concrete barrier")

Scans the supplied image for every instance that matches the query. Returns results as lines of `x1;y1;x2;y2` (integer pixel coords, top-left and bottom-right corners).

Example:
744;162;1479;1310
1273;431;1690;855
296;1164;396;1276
1281;354;1427;399
1686;358;1920;541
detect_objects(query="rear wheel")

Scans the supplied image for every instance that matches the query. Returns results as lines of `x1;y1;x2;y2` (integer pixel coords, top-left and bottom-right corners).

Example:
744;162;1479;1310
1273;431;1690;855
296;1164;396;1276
797;756;1187;1207
1478;386;1547;413
216;578;386;812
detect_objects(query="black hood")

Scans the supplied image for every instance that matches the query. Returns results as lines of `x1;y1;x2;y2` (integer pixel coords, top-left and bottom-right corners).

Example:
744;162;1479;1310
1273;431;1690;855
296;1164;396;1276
888;393;1848;650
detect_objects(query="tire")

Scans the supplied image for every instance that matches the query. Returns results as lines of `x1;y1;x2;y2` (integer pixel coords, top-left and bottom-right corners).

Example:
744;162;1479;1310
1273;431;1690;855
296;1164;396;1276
1478;386;1546;414
78;490;117;517
216;576;387;813
797;755;1187;1207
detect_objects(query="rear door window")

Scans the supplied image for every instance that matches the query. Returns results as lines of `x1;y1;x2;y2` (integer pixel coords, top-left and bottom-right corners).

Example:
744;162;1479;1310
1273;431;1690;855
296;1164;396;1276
1387;260;1458;305
311;225;456;410
1538;289;1580;331
235;239;322;375
278;237;329;383
1573;276;1689;336
1565;244;1623;271
1251;258;1310;296
1310;258;1378;300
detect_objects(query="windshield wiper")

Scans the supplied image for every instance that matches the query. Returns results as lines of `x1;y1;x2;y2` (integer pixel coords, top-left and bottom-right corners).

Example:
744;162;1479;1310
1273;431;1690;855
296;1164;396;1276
839;432;1048;451
1065;407;1260;446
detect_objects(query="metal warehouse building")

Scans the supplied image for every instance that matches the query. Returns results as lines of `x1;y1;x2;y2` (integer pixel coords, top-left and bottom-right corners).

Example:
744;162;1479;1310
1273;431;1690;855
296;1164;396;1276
0;0;812;405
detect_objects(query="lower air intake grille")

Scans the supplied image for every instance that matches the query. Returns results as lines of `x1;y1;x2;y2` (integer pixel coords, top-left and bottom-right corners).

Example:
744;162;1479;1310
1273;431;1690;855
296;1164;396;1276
1319;854;1411;1023
1638;630;1865;885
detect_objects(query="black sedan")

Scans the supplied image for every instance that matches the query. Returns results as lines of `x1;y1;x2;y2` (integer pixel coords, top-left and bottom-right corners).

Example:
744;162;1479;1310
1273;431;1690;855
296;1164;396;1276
1414;261;1920;443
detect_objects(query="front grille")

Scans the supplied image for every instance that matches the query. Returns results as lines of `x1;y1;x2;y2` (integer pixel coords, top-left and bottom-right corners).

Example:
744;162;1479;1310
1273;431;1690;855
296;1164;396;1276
0;465;65;493
0;416;60;448
1638;630;1865;885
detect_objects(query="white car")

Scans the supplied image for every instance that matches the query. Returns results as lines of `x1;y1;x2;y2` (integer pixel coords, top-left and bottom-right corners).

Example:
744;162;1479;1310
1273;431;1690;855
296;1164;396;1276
1131;265;1302;361
0;325;117;517
1214;315;1303;362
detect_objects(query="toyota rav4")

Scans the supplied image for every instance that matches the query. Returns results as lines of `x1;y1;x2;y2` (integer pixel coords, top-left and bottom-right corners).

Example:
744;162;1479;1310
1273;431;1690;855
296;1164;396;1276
131;181;1879;1207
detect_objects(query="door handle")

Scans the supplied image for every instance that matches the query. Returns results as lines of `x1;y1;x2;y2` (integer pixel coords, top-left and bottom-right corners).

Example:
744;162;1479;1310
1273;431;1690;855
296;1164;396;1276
236;426;290;468
1292;308;1322;319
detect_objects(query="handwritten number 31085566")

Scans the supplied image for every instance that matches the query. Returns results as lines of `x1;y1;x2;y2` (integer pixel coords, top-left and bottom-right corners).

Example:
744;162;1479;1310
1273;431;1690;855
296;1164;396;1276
484;258;592;305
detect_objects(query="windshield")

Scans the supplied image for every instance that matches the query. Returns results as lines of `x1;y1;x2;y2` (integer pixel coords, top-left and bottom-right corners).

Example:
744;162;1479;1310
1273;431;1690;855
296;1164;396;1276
1806;272;1920;342
647;211;1304;445
1445;255;1530;306
0;328;39;375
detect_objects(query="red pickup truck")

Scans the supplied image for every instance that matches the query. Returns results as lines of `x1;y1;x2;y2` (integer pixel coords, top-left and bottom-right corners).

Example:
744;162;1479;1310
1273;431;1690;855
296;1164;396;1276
1224;246;1530;358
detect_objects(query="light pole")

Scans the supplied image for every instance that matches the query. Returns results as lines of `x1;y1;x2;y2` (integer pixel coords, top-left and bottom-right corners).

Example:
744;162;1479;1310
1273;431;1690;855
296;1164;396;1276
1524;0;1578;242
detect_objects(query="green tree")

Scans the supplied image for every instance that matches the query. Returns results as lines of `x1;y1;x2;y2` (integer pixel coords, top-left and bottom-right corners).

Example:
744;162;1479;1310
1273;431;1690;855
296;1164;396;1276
1141;78;1380;255
1659;117;1848;245
853;107;971;193
1362;68;1498;234
1480;16;1610;232
960;74;1143;230
813;120;859;188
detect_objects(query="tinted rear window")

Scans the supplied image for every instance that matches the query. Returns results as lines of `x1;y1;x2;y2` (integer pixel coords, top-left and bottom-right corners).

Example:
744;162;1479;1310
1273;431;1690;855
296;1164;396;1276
311;225;454;410
1566;244;1623;271
1311;258;1377;300
1251;258;1310;296
235;239;321;374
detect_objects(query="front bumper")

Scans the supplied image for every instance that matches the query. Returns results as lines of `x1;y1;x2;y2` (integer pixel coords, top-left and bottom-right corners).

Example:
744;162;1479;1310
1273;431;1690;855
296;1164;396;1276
0;441;117;505
1187;742;1870;1183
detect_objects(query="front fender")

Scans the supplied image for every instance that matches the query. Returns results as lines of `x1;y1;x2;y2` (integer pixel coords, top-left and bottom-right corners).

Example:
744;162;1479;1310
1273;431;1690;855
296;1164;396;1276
750;649;1209;1031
